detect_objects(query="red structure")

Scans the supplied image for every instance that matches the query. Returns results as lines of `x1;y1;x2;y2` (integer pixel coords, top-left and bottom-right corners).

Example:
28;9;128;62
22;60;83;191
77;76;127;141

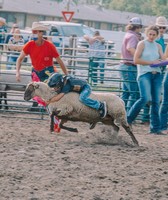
62;11;74;22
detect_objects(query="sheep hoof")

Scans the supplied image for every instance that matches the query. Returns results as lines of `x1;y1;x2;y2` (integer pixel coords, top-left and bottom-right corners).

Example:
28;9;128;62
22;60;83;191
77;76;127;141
89;122;97;129
50;131;54;134
53;110;61;115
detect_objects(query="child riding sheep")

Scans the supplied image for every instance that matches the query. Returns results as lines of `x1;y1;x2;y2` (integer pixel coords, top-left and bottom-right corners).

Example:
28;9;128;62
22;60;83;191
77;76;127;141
46;73;107;119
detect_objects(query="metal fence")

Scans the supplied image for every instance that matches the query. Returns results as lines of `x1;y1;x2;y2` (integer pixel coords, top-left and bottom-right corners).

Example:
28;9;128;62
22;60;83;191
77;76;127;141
0;39;148;123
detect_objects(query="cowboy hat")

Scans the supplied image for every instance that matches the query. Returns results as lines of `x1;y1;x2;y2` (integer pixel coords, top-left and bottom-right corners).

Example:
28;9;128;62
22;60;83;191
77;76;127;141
0;17;6;25
155;16;168;27
32;22;49;31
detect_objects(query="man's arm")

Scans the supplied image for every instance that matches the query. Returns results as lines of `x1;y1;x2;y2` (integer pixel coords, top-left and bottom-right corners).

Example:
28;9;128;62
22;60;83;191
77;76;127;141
84;35;105;44
16;50;26;82
127;47;136;56
55;56;68;75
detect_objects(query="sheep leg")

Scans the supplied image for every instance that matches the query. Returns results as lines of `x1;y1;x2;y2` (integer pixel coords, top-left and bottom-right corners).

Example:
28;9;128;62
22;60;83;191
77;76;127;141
59;123;78;132
51;111;78;133
4;92;8;110
50;112;55;133
121;122;139;146
111;121;120;136
0;92;8;109
89;122;97;130
0;92;2;109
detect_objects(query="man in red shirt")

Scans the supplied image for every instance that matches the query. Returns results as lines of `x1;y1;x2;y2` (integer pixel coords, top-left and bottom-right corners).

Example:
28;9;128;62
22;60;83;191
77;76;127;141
16;22;68;110
16;22;68;82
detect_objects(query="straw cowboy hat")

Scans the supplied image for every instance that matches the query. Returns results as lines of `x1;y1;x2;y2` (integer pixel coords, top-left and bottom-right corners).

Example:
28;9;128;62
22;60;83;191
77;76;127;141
31;22;49;31
0;17;6;25
155;16;168;27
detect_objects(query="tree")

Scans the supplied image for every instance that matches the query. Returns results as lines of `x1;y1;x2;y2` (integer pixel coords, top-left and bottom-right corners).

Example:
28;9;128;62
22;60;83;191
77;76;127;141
50;0;168;17
50;0;78;11
108;0;168;17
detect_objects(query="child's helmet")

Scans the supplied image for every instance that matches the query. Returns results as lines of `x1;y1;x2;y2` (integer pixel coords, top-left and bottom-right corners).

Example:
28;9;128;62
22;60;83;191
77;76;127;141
47;73;63;88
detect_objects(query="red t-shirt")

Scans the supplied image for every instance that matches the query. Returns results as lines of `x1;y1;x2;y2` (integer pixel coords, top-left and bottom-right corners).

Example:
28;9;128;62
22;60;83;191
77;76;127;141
23;40;60;71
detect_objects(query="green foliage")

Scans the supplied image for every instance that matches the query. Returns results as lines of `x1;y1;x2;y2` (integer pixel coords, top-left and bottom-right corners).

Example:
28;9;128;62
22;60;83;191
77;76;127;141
50;0;62;2
50;0;77;4
108;0;168;17
50;0;168;17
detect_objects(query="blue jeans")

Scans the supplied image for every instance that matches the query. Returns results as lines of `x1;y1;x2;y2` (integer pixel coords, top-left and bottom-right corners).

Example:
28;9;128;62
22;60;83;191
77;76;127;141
79;84;100;110
159;70;168;130
119;64;139;112
6;54;19;70
127;72;163;133
91;58;105;83
0;38;4;49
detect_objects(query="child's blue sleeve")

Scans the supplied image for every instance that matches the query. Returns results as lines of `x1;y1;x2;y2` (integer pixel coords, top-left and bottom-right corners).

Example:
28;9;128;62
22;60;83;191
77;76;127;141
61;84;71;94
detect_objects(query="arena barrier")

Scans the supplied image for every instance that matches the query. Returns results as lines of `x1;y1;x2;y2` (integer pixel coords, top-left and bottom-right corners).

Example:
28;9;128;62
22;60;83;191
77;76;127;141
0;39;149;123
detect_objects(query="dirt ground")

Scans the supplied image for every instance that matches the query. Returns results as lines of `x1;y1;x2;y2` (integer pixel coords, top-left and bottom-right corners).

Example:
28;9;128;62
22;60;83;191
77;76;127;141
0;113;168;200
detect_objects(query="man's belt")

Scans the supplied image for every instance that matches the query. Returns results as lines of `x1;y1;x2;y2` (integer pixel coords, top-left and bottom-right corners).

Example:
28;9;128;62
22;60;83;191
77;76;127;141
124;62;137;67
151;71;160;74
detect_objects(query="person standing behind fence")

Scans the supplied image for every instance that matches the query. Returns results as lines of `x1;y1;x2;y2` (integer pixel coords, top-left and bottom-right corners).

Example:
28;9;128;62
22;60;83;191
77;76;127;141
16;22;68;110
5;23;19;44
7;28;25;70
0;17;7;50
84;31;105;84
142;16;168;124
155;16;167;59
119;17;143;112
127;25;166;135
159;46;168;134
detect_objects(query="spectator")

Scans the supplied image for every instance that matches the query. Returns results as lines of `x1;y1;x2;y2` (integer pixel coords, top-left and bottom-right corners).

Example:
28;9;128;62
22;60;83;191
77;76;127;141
159;44;168;134
119;17;142;112
7;28;25;70
127;25;166;135
5;23;19;44
84;30;105;84
0;17;7;50
142;16;168;124
16;22;68;110
155;16;167;54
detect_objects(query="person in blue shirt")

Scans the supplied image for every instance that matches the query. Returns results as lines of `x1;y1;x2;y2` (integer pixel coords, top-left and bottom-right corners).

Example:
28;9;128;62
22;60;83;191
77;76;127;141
84;31;105;84
155;16;168;72
159;44;168;134
46;73;107;119
155;16;168;134
0;17;7;50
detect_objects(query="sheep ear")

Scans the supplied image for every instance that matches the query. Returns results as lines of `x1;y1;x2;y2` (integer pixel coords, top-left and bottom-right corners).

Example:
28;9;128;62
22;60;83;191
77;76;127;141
33;82;39;89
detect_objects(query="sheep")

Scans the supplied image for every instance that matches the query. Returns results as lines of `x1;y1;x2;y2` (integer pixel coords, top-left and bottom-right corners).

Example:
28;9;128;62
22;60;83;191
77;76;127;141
0;69;31;109
24;81;139;146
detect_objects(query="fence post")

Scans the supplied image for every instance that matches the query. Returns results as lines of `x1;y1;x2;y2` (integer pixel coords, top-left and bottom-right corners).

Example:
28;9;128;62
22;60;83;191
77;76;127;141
68;34;77;75
88;57;94;85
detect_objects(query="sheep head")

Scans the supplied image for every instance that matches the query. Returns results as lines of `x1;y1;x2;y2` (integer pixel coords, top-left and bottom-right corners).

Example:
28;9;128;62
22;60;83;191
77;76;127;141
24;82;55;101
24;82;39;101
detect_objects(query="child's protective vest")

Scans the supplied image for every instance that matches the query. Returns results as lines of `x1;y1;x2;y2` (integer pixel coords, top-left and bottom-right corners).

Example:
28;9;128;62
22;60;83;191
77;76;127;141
65;76;88;92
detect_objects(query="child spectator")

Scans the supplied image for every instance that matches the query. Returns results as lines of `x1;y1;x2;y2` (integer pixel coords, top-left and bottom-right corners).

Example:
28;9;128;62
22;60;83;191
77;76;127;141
7;28;25;69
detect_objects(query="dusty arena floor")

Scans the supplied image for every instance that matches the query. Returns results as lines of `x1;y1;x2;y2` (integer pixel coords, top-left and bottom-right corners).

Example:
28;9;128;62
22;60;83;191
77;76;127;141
0;113;168;200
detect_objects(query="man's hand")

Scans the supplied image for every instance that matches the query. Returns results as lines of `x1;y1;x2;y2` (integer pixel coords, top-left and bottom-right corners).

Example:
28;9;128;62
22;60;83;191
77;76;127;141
16;71;21;82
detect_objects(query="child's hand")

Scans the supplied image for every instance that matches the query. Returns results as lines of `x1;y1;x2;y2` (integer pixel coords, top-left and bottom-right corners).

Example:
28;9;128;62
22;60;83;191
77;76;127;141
45;100;50;106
